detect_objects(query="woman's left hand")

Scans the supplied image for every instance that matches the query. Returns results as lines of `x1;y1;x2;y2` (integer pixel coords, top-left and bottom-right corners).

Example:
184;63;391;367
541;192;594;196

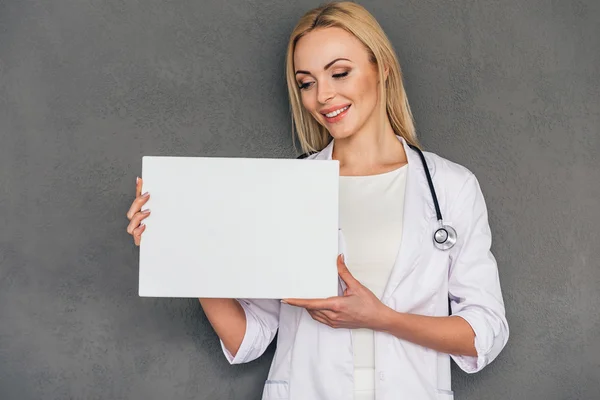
283;255;391;330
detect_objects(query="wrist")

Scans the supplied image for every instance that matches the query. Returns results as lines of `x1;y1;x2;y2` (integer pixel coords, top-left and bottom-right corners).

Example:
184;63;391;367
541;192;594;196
373;304;400;332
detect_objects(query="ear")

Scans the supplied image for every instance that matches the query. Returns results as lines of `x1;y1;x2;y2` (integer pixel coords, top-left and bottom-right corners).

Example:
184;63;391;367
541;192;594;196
377;65;389;86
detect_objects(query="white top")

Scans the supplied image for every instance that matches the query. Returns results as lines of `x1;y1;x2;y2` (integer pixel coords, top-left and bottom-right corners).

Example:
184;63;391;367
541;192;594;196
338;165;408;398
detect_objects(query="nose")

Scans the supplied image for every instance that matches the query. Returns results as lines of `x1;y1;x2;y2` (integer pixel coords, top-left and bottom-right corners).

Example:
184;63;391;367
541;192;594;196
317;80;335;104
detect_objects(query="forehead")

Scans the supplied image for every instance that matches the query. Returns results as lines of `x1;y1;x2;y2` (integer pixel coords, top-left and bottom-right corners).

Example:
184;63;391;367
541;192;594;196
293;27;370;70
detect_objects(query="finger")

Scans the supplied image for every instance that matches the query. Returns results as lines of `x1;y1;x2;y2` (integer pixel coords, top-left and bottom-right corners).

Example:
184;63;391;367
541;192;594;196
309;309;328;321
126;209;151;235
135;176;143;198
310;309;340;323
337;254;359;287
282;297;337;310
309;310;343;329
319;309;339;321
127;209;151;234
133;223;146;246
126;191;150;220
308;310;332;327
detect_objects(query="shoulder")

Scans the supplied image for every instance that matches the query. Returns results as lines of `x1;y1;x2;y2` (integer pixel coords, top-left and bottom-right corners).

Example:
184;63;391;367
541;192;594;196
421;149;476;189
420;149;486;215
420;149;489;219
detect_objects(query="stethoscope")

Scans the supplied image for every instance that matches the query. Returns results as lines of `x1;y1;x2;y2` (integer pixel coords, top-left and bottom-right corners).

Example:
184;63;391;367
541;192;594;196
408;144;457;251
298;143;457;250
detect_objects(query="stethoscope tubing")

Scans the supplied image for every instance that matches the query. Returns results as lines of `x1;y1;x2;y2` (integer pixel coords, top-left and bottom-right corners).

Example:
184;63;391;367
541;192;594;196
408;144;457;251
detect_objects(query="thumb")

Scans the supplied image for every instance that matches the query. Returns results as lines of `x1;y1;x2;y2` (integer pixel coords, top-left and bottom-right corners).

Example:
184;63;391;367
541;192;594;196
337;254;358;287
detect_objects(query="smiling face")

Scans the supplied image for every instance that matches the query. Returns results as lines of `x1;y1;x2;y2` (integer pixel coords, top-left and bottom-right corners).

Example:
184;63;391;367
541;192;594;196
293;27;383;141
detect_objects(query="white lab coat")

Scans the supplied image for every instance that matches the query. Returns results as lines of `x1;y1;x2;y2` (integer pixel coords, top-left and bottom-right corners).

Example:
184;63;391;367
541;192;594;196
220;136;509;399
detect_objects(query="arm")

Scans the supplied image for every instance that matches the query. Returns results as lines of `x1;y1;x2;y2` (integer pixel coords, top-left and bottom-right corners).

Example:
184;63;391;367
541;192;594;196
285;259;476;357
199;298;246;357
377;311;476;356
284;172;508;371
200;297;281;364
444;172;509;372
381;173;508;365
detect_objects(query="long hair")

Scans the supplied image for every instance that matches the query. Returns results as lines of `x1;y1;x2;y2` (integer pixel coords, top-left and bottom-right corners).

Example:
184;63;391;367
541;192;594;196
285;1;421;154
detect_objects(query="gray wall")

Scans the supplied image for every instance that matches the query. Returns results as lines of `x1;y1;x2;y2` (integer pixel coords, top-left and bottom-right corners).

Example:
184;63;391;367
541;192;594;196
1;0;598;399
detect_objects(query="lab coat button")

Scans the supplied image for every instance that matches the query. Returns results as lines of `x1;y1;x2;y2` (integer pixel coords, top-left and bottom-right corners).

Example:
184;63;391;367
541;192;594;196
379;372;385;381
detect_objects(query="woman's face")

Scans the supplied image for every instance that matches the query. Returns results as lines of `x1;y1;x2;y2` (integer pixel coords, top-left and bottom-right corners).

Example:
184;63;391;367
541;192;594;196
293;27;382;140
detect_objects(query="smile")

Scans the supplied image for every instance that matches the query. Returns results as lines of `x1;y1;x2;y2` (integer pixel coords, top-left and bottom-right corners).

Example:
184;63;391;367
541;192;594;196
321;105;351;123
324;105;349;117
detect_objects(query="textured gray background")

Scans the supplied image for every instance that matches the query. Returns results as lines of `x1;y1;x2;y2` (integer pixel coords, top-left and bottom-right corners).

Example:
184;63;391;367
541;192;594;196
1;0;599;399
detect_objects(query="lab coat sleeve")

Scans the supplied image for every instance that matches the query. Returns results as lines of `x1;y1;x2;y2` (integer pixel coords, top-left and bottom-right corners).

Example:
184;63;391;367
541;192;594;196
219;298;280;364
447;172;509;373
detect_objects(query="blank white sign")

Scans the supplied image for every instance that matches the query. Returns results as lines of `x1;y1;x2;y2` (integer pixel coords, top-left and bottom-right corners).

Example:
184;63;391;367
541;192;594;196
138;156;339;299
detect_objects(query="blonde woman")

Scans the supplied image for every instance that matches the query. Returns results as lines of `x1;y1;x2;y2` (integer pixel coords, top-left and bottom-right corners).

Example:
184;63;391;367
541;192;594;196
126;2;509;399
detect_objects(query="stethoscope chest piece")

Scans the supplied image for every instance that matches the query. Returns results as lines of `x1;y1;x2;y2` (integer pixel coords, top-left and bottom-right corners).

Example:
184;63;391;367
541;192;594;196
433;221;457;250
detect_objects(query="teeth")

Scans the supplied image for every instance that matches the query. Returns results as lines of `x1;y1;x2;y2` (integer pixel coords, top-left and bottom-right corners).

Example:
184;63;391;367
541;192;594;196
325;106;349;118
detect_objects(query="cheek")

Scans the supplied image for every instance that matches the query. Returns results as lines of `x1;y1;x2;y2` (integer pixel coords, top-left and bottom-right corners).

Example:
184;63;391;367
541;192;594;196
356;76;378;103
300;92;314;111
300;93;322;120
335;77;377;116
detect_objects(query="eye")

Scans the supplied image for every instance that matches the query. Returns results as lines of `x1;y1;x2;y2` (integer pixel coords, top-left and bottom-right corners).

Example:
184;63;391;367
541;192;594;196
298;81;314;90
333;71;349;79
298;71;349;90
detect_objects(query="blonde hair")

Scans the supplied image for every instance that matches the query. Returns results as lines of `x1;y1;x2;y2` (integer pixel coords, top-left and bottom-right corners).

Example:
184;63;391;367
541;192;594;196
285;1;421;154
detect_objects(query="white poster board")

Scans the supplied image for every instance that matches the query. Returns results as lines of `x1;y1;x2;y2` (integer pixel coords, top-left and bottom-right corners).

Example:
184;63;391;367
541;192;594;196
138;156;339;299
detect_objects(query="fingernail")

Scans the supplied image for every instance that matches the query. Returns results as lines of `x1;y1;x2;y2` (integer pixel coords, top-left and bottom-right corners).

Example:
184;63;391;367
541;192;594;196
136;177;140;184
142;192;149;197
281;299;288;304
143;209;151;213
341;253;345;263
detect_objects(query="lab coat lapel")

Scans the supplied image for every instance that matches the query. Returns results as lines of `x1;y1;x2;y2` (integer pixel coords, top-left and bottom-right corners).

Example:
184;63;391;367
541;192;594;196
312;136;433;300
381;137;432;301
312;139;334;161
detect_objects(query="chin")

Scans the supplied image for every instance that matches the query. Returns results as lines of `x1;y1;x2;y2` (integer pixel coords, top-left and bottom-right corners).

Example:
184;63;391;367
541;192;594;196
324;117;366;142
329;130;355;140
320;120;357;140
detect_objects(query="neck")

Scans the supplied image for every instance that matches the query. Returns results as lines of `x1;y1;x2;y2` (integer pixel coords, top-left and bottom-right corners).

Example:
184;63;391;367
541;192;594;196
332;119;407;176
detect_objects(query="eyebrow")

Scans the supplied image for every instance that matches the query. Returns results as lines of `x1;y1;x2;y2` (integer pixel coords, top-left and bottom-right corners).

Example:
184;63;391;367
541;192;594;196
295;58;351;75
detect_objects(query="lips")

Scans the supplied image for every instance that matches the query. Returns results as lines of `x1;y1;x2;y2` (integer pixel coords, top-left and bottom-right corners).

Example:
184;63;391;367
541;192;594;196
320;104;351;116
321;104;351;123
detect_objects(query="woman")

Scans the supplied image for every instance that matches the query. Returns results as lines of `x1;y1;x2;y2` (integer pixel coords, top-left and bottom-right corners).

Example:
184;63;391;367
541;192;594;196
126;2;509;399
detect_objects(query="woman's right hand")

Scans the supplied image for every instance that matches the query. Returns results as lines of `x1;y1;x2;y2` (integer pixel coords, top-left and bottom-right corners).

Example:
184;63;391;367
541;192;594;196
126;177;151;246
